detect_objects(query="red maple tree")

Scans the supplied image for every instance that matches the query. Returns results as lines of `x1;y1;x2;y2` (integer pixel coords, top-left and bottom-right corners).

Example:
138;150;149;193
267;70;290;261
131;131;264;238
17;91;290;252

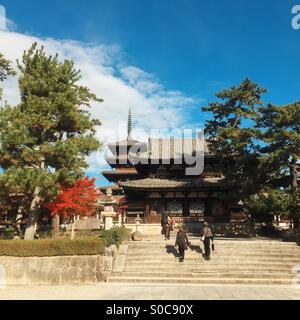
45;177;100;219
116;196;128;215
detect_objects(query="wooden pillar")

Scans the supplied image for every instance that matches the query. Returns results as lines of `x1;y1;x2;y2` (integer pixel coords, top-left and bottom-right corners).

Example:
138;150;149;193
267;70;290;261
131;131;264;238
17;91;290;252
205;192;213;217
145;193;150;223
223;191;230;222
183;192;189;217
164;193;168;212
161;191;166;215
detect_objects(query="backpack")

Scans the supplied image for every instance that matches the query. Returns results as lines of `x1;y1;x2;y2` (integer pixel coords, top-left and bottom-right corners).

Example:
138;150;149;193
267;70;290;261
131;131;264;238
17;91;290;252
161;214;169;225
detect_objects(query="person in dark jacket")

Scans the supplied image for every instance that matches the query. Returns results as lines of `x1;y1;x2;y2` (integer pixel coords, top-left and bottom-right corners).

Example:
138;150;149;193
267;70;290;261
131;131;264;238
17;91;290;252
201;221;214;261
175;225;190;262
161;212;170;240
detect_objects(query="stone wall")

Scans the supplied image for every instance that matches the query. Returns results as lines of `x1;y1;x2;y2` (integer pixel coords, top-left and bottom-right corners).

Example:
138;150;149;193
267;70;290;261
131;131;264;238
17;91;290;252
66;217;103;231
125;222;257;237
125;223;162;236
0;246;117;286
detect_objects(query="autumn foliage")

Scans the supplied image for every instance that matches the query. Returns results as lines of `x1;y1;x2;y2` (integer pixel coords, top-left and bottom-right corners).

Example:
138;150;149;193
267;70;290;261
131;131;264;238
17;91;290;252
116;196;128;215
45;177;100;219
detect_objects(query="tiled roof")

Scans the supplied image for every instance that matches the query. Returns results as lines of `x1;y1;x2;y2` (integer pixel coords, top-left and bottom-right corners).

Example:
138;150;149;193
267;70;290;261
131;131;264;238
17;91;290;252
108;138;147;147
136;137;212;160
102;169;138;175
99;184;121;191
118;177;224;189
106;137;213;161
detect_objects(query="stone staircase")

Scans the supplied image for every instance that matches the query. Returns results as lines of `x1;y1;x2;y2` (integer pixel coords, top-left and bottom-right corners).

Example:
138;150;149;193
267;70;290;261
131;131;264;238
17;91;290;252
106;234;300;285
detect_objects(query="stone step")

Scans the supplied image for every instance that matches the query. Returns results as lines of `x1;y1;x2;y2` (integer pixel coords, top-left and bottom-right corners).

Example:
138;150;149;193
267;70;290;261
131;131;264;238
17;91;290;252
126;251;300;257
127;244;299;250
128;245;300;249
123;266;294;273
112;271;293;279
134;237;295;243
127;244;300;249
125;256;300;263
128;240;299;245
127;237;297;241
132;235;293;239
126;252;300;258
114;237;300;286
127;248;300;253
124;261;300;267
123;261;297;268
124;263;300;270
106;276;293;285
126;248;300;255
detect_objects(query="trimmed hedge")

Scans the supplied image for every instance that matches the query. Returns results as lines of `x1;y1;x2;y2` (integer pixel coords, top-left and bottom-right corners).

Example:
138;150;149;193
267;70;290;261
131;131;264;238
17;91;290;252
0;227;16;240
100;227;131;247
73;230;102;238
0;238;105;257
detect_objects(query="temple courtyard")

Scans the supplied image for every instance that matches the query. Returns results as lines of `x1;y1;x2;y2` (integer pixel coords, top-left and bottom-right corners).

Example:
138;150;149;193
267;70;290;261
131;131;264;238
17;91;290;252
1;235;300;300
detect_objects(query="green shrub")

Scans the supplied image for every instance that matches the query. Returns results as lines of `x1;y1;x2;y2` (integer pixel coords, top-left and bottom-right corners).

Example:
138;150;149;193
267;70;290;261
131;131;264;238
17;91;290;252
0;238;105;257
74;230;102;238
100;227;131;247
283;229;298;242
0;227;16;240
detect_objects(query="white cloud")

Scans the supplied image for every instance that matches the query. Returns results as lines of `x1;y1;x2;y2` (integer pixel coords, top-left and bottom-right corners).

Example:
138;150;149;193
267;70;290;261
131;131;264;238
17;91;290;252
0;5;5;31
0;30;199;182
0;5;17;32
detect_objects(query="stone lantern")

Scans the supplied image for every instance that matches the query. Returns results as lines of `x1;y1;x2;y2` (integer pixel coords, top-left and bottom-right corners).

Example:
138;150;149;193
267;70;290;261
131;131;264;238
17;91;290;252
100;188;118;230
131;214;143;241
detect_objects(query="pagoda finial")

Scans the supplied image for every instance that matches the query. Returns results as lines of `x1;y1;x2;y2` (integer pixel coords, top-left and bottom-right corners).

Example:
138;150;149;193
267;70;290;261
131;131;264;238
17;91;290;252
128;108;133;139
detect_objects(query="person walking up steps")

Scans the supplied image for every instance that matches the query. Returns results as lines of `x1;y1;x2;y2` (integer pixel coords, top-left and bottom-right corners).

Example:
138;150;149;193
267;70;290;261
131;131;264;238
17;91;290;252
201;221;214;261
175;225;190;262
161;212;170;240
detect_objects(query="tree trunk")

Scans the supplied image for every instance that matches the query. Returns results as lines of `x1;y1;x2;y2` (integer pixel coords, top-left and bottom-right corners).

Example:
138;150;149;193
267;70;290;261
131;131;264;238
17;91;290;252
24;186;41;240
71;219;75;240
24;158;45;241
51;214;60;238
290;158;299;229
16;204;24;232
290;158;298;196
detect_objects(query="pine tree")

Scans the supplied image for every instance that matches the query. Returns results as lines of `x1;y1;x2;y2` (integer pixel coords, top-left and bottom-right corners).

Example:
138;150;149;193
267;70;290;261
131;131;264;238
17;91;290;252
0;43;103;239
244;189;293;223
0;53;15;99
0;53;16;217
258;102;300;227
202;78;267;203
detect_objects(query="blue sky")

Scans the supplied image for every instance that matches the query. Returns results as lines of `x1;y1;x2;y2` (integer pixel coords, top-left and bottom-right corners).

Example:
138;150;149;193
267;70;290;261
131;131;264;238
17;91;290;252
1;0;300;185
2;0;300;104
